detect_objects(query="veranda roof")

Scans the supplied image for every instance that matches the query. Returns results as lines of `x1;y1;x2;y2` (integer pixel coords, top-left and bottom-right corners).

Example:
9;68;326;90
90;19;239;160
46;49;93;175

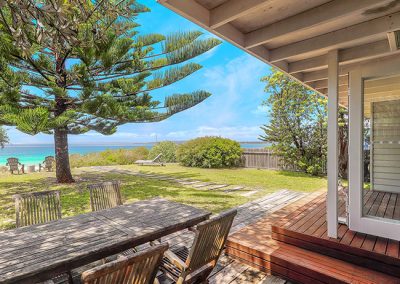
158;0;400;109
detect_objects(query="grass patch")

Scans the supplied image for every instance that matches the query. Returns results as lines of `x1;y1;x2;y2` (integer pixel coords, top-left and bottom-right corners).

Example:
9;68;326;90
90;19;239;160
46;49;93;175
121;164;327;192
0;165;326;231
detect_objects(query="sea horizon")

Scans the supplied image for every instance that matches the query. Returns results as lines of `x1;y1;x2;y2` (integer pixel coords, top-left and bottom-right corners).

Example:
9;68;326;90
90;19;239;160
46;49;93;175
5;140;267;146
0;141;269;166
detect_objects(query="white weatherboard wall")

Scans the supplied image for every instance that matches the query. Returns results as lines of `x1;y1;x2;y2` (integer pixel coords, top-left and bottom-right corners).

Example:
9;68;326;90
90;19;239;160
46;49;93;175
372;100;400;193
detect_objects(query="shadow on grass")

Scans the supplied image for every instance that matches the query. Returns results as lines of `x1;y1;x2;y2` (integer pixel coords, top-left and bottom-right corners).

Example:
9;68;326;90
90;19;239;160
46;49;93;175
275;170;326;180
0;171;243;230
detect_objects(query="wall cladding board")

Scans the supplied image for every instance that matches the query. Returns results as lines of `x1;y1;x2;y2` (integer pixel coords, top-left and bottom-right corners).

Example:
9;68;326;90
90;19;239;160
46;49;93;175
372;100;400;193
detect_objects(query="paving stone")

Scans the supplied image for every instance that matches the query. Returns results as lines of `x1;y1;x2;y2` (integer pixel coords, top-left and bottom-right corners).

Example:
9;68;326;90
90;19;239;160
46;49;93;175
208;184;229;190
240;190;258;197
224;186;245;193
193;182;215;188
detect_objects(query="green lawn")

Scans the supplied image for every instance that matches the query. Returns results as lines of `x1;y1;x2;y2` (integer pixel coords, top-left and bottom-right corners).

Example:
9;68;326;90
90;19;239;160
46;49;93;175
0;165;326;230
122;164;327;192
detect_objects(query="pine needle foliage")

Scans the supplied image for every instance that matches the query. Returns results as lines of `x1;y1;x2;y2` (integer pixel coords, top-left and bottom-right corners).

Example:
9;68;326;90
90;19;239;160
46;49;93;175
259;70;327;176
0;0;220;135
0;0;221;182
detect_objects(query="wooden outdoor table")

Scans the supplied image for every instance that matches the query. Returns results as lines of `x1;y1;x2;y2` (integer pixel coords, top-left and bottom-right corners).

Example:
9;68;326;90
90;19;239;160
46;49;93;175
0;198;210;283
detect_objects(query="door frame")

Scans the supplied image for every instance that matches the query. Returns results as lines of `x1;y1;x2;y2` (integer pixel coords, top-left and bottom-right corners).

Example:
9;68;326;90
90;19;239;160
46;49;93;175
348;56;400;241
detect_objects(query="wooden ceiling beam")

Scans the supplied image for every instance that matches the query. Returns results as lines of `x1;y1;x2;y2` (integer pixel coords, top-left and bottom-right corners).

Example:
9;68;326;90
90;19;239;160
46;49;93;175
158;0;210;26
245;0;392;48
269;11;400;62
311;77;348;89
288;40;392;74
210;0;271;29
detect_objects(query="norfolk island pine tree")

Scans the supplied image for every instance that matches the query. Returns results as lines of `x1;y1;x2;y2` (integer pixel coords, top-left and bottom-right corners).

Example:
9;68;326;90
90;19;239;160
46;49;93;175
0;1;221;183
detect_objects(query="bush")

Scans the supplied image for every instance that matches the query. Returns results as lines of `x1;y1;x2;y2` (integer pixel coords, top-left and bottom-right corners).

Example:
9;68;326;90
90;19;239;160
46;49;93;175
149;141;178;163
70;147;149;167
177;136;242;168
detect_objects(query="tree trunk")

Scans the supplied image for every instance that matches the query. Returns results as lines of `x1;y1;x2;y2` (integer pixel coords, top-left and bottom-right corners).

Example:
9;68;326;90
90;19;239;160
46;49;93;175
54;127;74;183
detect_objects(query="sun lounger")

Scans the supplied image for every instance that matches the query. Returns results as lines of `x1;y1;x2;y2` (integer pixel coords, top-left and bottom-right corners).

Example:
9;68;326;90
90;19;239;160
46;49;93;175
135;153;165;166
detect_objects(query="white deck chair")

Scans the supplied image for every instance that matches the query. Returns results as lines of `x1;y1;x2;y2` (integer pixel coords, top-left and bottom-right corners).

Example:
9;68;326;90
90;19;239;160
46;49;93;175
135;153;164;166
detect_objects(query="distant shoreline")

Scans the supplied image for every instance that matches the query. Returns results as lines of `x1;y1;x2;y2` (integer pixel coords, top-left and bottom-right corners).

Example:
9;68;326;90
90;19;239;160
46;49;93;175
0;142;269;166
5;141;265;147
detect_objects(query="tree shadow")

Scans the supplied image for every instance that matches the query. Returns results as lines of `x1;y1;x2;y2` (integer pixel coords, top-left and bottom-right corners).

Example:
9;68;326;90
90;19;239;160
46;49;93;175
0;170;242;230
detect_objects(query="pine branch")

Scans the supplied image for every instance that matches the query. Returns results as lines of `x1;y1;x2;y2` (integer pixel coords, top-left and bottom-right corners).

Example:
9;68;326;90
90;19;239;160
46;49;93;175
0;1;219;136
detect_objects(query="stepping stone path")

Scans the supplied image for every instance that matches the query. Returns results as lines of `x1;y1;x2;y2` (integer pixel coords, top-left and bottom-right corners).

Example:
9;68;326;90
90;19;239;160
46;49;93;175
224;186;245;193
193;182;215;188
208;184;229;190
179;180;202;185
91;166;259;196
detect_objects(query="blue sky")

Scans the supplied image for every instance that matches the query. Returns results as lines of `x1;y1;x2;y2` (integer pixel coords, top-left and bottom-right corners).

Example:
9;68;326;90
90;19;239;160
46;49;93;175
6;0;272;144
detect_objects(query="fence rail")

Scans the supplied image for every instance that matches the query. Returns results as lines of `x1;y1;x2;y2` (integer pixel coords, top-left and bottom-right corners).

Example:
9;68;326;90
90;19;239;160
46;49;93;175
241;148;281;169
241;148;326;173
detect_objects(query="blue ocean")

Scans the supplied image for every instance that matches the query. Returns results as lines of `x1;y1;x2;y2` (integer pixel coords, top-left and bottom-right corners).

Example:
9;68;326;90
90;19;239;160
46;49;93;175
0;142;268;166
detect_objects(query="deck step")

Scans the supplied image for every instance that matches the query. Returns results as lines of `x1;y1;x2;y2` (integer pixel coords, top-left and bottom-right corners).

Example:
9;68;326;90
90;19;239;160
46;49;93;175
226;191;400;283
270;195;400;278
227;241;400;284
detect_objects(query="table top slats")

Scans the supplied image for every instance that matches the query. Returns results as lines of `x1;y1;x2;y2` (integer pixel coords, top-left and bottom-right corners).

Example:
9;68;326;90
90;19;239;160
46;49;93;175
0;198;210;283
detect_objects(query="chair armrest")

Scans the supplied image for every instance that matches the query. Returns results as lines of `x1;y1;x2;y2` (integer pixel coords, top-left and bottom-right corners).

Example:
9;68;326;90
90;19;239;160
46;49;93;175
150;240;187;270
188;226;197;233
150;240;161;246
164;249;187;271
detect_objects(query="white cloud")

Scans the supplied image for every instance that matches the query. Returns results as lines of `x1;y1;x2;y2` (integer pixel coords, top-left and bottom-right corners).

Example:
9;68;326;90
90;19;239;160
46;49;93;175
166;125;262;141
252;105;269;115
196;55;267;125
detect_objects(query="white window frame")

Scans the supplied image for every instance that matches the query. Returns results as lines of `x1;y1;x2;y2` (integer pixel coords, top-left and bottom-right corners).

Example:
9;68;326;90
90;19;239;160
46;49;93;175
348;56;400;241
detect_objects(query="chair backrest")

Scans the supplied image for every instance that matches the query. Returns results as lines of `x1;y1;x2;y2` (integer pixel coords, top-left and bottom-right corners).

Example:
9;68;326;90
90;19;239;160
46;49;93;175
88;181;123;211
186;209;237;273
7;158;20;171
43;156;55;169
13;190;62;228
81;243;168;284
152;153;162;162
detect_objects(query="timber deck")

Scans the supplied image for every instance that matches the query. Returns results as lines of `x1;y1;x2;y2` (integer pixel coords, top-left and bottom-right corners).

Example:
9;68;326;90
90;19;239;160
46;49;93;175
161;189;305;284
71;189;305;284
226;192;400;284
363;190;400;220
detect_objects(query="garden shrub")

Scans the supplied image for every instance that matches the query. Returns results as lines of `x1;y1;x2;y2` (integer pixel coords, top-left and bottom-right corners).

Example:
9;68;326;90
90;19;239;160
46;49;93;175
70;147;149;167
177;136;242;168
149;141;178;163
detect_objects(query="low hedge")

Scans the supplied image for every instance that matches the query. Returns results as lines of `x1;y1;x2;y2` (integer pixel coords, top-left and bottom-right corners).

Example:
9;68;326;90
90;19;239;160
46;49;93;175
177;136;242;168
149;141;178;163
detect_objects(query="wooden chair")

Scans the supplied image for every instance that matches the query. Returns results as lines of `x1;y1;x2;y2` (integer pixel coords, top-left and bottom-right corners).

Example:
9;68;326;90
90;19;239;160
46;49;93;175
81;243;169;284
6;157;24;174
157;209;237;284
13;190;62;228
13;190;69;284
88;181;136;262
88;181;123;212
40;156;55;172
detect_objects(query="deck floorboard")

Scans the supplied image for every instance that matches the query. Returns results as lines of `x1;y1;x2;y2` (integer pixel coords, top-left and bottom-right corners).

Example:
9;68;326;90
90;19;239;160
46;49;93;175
225;191;400;283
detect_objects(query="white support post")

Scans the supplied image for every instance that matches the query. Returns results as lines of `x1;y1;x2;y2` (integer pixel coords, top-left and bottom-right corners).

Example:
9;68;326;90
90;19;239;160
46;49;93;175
327;50;339;238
